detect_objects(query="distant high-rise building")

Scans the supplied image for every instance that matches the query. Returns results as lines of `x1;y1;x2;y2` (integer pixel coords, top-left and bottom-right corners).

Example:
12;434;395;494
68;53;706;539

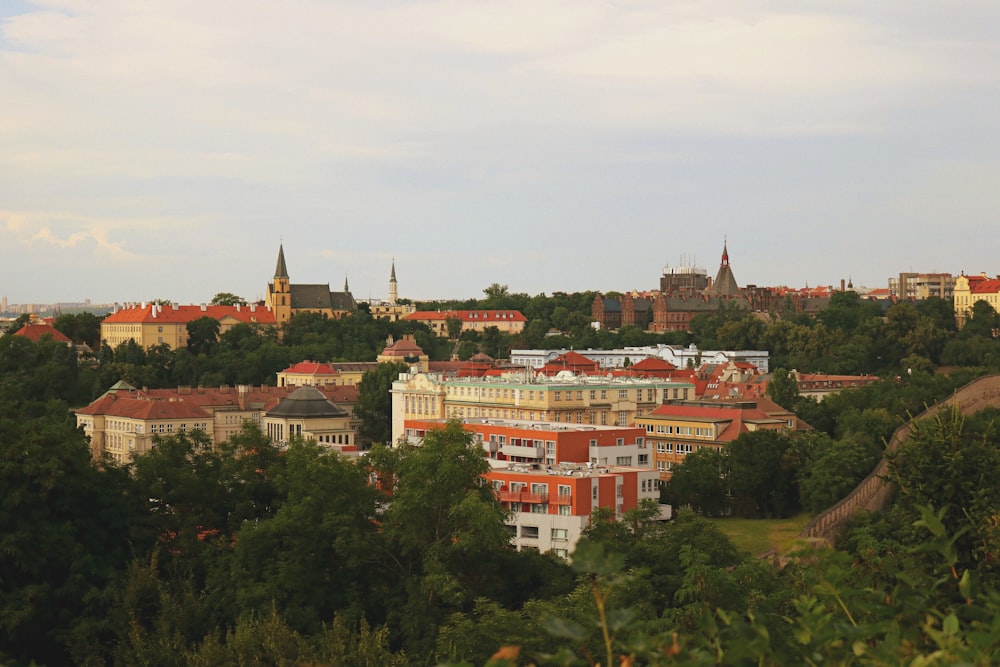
888;272;955;300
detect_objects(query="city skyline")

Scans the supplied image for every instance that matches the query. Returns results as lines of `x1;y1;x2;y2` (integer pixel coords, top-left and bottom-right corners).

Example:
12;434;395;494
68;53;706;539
2;1;998;305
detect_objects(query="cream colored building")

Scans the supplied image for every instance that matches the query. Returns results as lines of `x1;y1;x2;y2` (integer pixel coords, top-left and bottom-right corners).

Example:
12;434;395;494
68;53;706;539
101;303;276;351
953;272;1000;328
262;386;357;455
391;371;695;445
402;310;527;336
76;382;358;462
635;397;809;480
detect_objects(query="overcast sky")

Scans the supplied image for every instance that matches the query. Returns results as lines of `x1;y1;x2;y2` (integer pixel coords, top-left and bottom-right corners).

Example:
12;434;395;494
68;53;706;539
2;1;998;306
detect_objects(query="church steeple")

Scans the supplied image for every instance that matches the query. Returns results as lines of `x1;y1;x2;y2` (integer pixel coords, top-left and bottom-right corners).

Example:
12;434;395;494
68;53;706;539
388;258;398;305
268;243;292;324
708;239;739;298
274;243;289;279
344;275;350;293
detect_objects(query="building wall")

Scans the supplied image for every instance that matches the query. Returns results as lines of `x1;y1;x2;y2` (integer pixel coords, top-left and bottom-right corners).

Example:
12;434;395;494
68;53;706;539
391;371;694;444
953;273;1000;328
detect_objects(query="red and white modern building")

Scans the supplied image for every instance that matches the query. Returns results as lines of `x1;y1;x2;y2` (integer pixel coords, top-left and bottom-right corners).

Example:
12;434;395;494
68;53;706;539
401;418;663;557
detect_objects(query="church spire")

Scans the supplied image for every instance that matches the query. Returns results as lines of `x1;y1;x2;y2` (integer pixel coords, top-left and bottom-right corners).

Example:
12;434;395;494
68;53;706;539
274;243;289;279
388;258;398;305
708;238;739;298
344;275;350;293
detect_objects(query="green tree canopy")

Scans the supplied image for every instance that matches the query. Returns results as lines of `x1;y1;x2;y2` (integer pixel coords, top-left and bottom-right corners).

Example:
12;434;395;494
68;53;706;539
355;361;410;447
186;316;221;355
210;292;248;306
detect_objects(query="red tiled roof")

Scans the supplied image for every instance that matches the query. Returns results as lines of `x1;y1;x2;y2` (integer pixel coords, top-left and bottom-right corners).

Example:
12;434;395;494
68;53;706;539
14;324;72;343
381;338;425;356
403;310;527;323
630;357;677;372
971;279;1000;294
76;384;358;418
103;304;276;325
540;351;599;375
76;394;213;420
281;361;338;375
647;402;786;442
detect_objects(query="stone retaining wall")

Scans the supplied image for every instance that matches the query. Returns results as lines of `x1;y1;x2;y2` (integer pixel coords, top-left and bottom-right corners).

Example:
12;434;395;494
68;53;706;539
801;374;1000;543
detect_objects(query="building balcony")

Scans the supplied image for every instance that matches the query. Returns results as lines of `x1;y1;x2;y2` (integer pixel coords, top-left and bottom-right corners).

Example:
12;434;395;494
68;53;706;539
500;443;544;459
498;490;551;504
551;493;572;505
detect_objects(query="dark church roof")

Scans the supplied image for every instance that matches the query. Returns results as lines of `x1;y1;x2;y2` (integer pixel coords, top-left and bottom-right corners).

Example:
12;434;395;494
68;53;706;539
266;386;347;419
707;242;740;297
274;243;289;279
289;284;356;311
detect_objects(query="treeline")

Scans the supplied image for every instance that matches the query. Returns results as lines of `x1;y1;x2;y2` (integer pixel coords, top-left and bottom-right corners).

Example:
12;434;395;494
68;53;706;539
3;404;1000;665
666;367;985;518
63;288;1000;406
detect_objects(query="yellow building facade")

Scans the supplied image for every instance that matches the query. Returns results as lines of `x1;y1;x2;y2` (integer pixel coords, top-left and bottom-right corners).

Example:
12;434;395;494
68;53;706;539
953;273;1000;328
101;304;276;351
391;371;695;445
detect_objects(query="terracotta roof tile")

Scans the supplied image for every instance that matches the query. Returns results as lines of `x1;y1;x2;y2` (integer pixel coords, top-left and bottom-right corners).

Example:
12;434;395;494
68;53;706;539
14;324;72;343
103;304;276;325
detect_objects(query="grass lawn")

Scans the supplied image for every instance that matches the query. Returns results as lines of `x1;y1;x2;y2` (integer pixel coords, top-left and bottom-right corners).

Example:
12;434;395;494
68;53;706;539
709;513;813;557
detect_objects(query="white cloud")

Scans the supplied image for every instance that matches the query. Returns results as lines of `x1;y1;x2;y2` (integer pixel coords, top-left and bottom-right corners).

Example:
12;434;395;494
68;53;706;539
1;1;999;302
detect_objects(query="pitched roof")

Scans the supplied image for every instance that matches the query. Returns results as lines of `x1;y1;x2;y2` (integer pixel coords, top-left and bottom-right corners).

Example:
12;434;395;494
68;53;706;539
288;284;355;311
266;386;347;418
541;350;599;374
708;242;740;297
274;244;289;279
75;393;213;420
103;304;276;325
970;278;1000;294
381;337;425;357
646;400;788;442
281;361;338;376
76;383;359;418
629;357;677;372
14;323;72;343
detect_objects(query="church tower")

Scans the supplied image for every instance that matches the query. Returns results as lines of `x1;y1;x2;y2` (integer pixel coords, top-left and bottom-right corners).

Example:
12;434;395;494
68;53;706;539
269;243;293;324
388;258;398;305
707;240;740;298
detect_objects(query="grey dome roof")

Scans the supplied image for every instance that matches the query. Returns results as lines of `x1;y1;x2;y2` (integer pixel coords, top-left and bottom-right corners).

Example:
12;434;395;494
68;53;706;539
267;386;347;418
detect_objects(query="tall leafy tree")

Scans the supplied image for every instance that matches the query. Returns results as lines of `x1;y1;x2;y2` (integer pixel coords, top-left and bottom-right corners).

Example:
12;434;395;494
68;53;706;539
228;440;381;633
186;316;221;355
369;421;511;660
209;292;247;306
355;361;409;447
0;409;139;665
766;367;799;410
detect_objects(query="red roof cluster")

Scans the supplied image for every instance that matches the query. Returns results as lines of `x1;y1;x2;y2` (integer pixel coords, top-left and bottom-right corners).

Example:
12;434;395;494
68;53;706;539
77;384;358;419
103;303;276;325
